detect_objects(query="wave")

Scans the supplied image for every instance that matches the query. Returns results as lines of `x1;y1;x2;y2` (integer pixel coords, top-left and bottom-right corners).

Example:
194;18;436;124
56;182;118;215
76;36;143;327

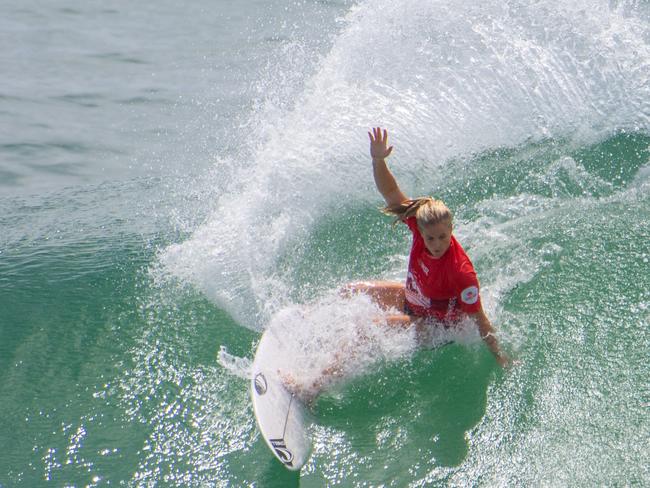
159;0;649;329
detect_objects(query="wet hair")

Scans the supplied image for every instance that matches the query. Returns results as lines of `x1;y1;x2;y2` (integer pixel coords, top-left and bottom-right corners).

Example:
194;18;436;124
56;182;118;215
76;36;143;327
382;197;453;228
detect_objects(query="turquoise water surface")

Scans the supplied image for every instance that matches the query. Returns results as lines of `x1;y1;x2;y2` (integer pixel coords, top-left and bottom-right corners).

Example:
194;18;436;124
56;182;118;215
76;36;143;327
1;0;649;486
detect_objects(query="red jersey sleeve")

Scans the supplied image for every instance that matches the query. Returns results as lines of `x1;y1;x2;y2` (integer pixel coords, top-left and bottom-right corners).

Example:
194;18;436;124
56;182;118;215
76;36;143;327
456;262;481;314
404;216;419;234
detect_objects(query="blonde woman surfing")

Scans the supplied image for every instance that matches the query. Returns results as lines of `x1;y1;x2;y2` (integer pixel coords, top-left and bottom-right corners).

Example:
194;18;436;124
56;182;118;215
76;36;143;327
343;127;511;368
283;128;513;401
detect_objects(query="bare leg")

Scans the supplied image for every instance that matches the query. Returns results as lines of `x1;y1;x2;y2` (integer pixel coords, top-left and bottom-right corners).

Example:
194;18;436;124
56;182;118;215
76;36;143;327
340;280;406;311
341;280;419;330
283;282;416;401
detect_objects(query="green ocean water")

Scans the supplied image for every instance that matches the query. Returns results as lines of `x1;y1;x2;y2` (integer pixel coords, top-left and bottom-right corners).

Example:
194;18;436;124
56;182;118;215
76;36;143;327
2;134;649;486
2;0;650;486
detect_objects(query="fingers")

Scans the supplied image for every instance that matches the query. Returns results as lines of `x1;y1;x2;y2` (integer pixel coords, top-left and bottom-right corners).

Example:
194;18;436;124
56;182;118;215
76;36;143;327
369;127;389;142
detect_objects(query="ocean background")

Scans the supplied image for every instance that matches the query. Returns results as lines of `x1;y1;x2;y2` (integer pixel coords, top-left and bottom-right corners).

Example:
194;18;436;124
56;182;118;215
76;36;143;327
1;0;649;486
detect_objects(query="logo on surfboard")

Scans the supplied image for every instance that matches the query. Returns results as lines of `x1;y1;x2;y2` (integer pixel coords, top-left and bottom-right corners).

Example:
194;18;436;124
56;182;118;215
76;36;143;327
270;438;294;466
254;373;268;395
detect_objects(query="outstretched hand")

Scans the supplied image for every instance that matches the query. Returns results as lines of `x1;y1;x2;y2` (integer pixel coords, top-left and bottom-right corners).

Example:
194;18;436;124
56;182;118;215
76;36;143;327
368;127;393;161
496;354;522;369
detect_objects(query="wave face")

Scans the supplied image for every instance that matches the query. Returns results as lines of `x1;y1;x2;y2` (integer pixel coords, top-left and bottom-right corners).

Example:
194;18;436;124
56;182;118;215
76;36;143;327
1;0;648;486
154;3;649;480
160;0;649;328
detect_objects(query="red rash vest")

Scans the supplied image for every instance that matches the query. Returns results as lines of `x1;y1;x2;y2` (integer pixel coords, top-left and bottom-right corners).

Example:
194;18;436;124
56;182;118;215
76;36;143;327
403;217;481;322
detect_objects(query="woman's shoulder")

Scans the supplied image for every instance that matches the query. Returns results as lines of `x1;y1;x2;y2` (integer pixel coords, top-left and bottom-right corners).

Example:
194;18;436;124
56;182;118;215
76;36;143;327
449;237;478;276
403;216;418;232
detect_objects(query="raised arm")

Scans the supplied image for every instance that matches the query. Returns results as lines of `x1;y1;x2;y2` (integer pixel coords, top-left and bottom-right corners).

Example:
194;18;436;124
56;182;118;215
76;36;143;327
368;127;409;208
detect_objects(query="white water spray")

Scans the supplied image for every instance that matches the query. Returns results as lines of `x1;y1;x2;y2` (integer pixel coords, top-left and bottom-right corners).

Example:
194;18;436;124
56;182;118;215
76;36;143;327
160;0;649;330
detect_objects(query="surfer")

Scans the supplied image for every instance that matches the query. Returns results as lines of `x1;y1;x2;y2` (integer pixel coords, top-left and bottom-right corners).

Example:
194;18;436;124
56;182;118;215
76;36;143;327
281;127;513;401
344;127;512;367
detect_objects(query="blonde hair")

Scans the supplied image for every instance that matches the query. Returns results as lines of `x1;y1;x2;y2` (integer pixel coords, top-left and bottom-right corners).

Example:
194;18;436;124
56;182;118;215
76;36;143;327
382;197;453;228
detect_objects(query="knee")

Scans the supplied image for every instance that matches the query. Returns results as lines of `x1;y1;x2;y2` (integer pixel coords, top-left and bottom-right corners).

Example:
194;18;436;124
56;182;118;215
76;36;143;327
339;281;372;297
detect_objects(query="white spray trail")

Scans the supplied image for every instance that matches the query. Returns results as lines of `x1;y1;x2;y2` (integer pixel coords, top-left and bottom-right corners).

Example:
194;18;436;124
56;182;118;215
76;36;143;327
159;0;649;329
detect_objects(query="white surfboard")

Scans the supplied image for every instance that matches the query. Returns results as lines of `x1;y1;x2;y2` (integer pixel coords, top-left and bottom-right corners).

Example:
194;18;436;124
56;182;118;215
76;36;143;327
250;326;312;470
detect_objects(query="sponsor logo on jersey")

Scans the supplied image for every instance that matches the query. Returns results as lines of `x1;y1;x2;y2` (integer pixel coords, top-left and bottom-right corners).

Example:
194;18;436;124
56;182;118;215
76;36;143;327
405;272;432;308
461;286;479;305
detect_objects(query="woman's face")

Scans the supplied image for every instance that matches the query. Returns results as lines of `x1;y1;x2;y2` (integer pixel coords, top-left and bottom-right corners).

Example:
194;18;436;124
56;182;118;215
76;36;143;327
418;220;452;259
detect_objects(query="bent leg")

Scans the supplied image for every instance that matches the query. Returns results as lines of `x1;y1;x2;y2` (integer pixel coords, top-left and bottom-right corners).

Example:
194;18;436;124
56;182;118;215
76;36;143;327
341;280;405;312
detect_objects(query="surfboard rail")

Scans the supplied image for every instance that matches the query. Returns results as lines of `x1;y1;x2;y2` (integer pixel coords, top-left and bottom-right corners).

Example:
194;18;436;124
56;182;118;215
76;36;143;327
250;328;312;470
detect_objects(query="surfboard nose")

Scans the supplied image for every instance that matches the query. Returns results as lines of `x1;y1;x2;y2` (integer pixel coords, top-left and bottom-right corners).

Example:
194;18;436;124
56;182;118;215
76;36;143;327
251;330;313;471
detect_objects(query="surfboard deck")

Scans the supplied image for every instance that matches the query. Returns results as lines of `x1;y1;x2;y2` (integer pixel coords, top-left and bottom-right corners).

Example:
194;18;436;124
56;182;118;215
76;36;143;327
250;326;312;470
